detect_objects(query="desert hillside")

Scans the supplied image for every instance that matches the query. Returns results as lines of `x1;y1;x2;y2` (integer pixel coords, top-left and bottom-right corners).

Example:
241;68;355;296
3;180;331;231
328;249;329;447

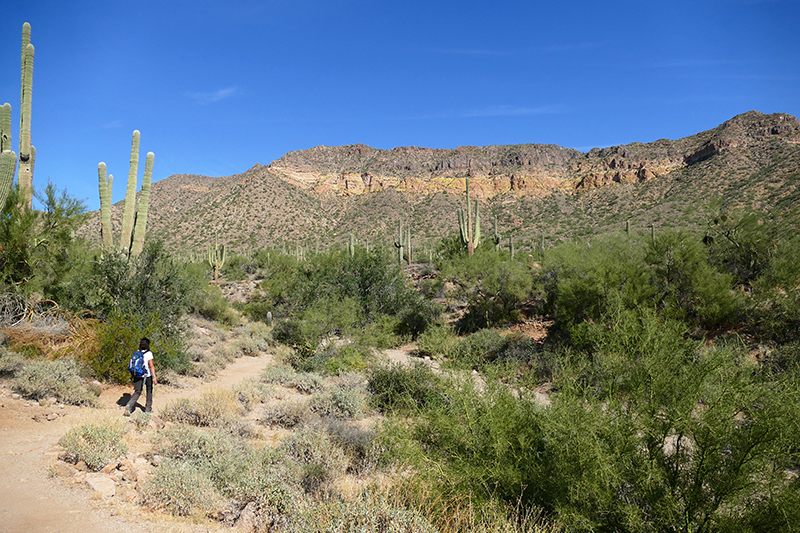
79;111;800;253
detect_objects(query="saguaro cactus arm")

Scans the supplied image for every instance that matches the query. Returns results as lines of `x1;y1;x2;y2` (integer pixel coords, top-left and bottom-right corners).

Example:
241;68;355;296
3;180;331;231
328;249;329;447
0;150;17;210
130;152;154;257
119;130;140;254
0;103;11;152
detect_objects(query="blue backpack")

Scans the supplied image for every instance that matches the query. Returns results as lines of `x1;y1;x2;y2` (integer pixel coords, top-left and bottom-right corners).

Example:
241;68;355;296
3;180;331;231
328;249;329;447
128;350;148;378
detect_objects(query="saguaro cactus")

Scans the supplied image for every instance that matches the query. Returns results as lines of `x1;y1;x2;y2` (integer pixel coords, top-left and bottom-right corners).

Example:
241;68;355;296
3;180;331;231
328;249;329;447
97;130;154;257
458;177;481;255
394;221;404;264
405;225;412;265
207;234;226;282
130;151;154;257
18;23;34;209
97;163;114;250
119;130;141;253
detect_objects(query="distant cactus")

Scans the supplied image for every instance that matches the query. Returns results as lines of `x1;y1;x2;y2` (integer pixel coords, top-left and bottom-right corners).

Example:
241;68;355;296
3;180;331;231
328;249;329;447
405;225;412;264
394;221;404;264
348;232;356;257
207;234;226;282
458;177;481;255
508;234;515;260
492;214;501;251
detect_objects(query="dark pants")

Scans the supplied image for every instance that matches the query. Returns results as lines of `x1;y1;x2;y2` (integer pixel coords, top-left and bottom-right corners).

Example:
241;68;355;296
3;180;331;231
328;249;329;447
126;376;153;412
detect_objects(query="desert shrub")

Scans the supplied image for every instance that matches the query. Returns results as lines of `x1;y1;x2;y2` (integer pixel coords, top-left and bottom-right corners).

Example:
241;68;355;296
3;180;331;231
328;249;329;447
444;250;535;332
155;425;304;520
287;495;439;533
262;364;325;393
89;309;190;383
261;400;311;428
445;328;509;370
416;325;458;358
140;459;223;517
237;298;274;323
321;418;377;473
13;358;97;406
268;248;437;346
0;348;26;375
290;342;371;375
310;384;369;420
232;377;272;410
192;282;236;324
160;389;242;427
59;422;128;471
644;230;738;326
279;423;349;493
367;362;446;414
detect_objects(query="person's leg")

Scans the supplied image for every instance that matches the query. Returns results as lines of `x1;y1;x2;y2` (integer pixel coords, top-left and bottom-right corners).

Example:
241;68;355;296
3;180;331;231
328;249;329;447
125;378;143;414
144;376;154;412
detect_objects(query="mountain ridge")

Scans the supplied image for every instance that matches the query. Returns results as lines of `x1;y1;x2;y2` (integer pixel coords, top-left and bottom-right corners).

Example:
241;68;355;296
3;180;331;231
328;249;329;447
79;111;800;253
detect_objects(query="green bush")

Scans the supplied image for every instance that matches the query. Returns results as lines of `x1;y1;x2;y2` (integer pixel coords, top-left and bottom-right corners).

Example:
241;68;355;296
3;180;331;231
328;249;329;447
59;423;128;471
13;358;97;406
416;325;458;359
289;342;371;375
367;362;446;414
90;310;190;383
446;328;509;370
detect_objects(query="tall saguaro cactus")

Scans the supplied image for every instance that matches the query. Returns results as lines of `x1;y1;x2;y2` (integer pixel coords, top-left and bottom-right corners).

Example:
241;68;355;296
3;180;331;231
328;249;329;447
97;130;154;257
97;163;114;250
394;221;404;264
207;234;226;282
119;130;141;253
458;177;481;255
130;151;154;257
18;22;34;209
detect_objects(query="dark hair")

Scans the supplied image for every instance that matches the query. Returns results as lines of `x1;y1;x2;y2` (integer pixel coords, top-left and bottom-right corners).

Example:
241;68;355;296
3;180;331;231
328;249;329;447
139;337;150;351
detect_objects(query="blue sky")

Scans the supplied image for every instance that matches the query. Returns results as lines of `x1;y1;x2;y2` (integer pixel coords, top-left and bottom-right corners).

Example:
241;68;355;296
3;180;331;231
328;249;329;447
1;0;798;211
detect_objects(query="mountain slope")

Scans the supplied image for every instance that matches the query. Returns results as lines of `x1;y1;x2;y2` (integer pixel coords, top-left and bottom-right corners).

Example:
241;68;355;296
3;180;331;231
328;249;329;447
80;111;800;254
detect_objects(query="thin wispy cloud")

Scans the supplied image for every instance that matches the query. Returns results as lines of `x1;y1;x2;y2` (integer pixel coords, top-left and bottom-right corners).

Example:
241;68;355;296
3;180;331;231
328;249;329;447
185;86;241;104
645;58;733;69
458;104;566;118
99;120;123;129
432;42;602;56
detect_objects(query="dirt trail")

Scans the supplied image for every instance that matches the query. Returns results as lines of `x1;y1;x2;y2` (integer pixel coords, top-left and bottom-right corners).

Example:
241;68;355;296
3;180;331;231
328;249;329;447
0;352;274;533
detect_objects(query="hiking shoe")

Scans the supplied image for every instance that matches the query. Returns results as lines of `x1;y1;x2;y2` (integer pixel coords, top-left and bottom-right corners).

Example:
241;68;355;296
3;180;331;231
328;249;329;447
122;408;133;417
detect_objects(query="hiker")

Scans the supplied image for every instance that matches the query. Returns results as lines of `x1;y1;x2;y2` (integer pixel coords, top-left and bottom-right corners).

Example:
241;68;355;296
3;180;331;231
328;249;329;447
124;337;157;415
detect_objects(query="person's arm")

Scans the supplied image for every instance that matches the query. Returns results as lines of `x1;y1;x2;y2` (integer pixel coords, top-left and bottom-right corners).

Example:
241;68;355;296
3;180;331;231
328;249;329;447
148;358;157;385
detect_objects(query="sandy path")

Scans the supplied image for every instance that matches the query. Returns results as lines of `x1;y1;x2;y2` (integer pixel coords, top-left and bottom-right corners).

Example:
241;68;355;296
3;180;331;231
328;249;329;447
0;352;274;533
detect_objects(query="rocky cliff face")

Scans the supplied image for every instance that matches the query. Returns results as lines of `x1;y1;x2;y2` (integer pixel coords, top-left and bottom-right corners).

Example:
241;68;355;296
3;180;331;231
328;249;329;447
263;111;800;197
